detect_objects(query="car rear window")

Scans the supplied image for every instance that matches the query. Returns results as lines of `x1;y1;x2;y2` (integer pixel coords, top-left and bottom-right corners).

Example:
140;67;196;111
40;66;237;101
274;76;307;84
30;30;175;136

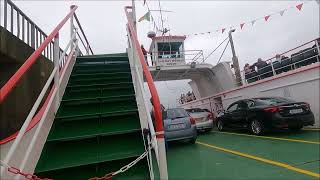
255;97;294;105
166;109;189;119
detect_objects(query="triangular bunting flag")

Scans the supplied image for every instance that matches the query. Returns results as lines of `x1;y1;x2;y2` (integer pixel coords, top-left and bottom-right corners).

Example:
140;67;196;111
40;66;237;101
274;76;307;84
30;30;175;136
296;3;303;11
251;20;256;26
240;23;245;29
264;15;270;21
138;11;151;22
222;28;226;33
279;10;285;16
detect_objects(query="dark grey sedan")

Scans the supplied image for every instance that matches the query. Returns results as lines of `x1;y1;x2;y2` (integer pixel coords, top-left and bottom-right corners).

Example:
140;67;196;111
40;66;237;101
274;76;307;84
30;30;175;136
163;108;197;143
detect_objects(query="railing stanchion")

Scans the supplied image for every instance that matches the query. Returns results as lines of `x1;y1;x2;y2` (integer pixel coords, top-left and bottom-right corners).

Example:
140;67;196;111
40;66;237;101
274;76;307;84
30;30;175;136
4;0;8;29
10;5;13;33
86;45;90;55
30;23;35;48
316;39;320;62
270;60;276;76
70;5;74;54
53;33;60;111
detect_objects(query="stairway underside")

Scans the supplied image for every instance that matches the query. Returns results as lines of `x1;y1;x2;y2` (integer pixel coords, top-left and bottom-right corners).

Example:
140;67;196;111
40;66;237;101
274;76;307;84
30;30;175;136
35;53;150;179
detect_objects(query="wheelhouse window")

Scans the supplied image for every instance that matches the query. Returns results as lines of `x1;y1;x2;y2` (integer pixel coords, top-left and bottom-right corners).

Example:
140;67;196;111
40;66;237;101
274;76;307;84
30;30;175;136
157;42;183;59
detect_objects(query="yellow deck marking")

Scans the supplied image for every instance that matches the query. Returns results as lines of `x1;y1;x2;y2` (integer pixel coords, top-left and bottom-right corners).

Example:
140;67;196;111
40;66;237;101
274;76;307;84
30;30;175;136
210;131;320;145
303;128;320;131
196;141;320;178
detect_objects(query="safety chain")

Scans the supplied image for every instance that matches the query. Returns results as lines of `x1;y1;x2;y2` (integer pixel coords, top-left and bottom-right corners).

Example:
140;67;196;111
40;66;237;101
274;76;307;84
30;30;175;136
89;145;153;180
0;160;52;180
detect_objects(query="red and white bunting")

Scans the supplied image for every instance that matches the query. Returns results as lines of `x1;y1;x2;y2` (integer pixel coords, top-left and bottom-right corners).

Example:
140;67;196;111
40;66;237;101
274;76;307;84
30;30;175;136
184;2;308;37
240;23;245;29
264;15;271;21
296;3;303;11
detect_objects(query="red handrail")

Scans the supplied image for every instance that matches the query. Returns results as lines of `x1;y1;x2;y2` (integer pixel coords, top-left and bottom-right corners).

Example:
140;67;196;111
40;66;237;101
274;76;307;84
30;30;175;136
0;5;78;103
124;6;164;138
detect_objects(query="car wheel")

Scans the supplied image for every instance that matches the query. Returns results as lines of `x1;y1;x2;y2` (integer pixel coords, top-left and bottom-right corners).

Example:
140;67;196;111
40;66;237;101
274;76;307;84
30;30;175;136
189;138;196;144
289;125;303;132
250;120;264;135
217;120;224;131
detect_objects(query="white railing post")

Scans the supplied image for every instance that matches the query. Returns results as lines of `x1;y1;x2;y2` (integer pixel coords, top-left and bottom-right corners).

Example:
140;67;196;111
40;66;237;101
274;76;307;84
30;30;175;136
86;45;89;55
70;5;75;53
53;33;60;111
270;59;276;76
316;39;320;62
30;23;36;49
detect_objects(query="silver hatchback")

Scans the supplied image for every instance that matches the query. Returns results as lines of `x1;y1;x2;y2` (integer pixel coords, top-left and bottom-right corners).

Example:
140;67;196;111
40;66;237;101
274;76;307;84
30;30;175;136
163;108;197;143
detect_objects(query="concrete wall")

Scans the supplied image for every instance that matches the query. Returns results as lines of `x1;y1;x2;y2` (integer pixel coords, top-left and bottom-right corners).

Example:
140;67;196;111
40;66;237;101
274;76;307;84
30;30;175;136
0;26;53;139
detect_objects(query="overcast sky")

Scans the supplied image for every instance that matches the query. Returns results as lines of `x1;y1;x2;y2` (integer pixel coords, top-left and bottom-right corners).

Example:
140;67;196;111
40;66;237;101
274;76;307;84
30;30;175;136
4;0;320;107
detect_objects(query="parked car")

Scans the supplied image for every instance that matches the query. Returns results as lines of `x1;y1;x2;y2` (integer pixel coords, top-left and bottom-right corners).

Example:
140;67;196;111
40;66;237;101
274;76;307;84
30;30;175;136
163;108;197;143
186;108;214;131
216;97;315;135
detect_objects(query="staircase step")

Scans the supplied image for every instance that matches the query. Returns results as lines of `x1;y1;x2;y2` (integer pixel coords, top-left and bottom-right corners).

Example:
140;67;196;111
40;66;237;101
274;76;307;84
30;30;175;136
63;86;135;101
56;96;138;119
76;53;129;64
48;113;141;141
65;82;134;92
73;63;130;71
36;157;149;180
70;72;132;80
35;131;145;173
68;76;133;86
72;67;130;75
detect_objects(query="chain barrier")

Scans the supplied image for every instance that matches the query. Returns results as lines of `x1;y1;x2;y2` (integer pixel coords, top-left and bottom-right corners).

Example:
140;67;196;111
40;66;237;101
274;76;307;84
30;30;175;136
89;145;153;180
1;160;52;180
1;144;153;180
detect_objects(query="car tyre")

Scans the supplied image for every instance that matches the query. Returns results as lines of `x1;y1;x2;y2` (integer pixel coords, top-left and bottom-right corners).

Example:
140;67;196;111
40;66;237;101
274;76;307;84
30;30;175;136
289;125;303;132
250;120;264;135
189;138;196;144
217;120;224;131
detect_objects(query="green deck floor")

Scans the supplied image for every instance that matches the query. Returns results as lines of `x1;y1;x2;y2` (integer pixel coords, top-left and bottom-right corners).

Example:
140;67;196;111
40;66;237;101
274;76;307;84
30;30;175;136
166;129;320;180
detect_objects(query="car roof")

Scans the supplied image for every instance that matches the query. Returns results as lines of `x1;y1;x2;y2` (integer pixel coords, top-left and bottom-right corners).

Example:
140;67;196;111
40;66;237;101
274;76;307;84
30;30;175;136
237;96;292;101
166;108;185;110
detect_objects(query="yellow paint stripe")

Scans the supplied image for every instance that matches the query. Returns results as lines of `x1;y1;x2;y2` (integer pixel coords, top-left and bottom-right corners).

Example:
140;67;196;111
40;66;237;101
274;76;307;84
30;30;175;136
196;141;320;178
303;128;320;131
211;131;320;145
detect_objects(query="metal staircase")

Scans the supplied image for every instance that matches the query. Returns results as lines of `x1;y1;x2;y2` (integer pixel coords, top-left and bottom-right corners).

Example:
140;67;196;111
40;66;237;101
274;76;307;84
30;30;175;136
35;54;150;179
0;2;167;179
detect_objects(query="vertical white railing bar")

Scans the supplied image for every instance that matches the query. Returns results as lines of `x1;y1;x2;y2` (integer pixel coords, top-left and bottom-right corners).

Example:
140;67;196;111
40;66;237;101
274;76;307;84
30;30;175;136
53;33;60;111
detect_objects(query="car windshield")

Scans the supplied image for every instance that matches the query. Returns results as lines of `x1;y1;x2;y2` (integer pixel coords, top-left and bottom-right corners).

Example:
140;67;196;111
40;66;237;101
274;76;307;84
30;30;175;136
166;108;189;119
255;97;294;105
